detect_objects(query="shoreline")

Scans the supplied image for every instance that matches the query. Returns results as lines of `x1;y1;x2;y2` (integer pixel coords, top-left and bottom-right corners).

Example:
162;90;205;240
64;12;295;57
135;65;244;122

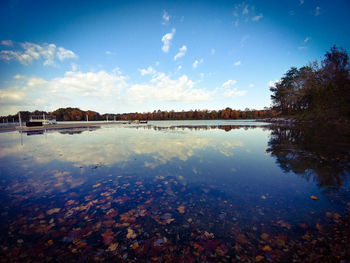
1;118;350;132
0;121;123;132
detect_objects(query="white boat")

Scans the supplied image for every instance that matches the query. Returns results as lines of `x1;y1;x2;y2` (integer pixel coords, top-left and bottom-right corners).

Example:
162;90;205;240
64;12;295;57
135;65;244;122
28;114;57;126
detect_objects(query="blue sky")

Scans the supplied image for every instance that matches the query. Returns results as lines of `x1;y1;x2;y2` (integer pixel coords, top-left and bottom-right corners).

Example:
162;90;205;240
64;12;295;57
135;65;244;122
0;0;349;115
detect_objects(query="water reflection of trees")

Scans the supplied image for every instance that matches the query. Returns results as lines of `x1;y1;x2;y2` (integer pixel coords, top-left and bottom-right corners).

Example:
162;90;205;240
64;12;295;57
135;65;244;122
130;124;267;132
267;124;350;187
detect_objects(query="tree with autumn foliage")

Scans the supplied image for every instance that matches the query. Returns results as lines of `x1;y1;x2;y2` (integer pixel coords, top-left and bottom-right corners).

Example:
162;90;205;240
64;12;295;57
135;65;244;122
270;46;350;120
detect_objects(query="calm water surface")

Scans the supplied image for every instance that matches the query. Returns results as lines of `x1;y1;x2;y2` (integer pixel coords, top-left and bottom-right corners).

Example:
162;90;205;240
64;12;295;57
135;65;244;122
0;120;349;262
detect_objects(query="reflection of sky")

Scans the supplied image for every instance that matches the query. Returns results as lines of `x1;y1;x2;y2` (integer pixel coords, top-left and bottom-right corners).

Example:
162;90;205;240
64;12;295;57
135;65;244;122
0;125;248;168
0;125;314;195
0;123;349;226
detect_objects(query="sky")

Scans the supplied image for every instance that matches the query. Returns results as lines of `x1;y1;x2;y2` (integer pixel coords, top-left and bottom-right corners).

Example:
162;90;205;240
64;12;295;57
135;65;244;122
0;0;349;115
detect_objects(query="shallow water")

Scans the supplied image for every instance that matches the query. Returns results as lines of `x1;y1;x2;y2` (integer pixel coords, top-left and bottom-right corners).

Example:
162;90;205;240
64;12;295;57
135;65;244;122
0;120;349;262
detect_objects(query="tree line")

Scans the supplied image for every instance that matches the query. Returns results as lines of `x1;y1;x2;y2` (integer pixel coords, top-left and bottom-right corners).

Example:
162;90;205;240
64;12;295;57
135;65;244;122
270;46;350;120
0;107;278;122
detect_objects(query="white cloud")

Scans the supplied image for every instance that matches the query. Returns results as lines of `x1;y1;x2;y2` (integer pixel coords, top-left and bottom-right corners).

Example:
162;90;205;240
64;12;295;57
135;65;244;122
0;89;25;103
223;88;247;98
234;60;241;66
128;72;210;103
299;0;304;5
233;2;251;17
162;10;170;24
71;63;78;71
268;80;279;88
0;41;77;66
192;58;203;69
1;68;214;115
221;79;246;98
105;50;115;55
304;37;311;43
252;13;263;21
240;35;249;47
174;45;187;60
0;70;127;114
1;40;13;46
161;28;176;53
138;66;156;76
315;6;321;16
211;48;215;55
177;65;182;71
249;83;255;88
14;74;24;79
242;5;249;15
56;47;76;61
222;80;237;88
233;3;263;25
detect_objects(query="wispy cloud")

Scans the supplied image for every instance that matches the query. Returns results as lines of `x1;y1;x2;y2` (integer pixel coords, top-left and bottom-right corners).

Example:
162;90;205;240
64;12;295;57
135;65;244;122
138;66;156;76
0;41;77;66
161;28;176;53
223;88;247;98
252;13;263;21
192;58;203;69
233;2;251;17
105;50;115;55
234;60;241;67
71;63;78;71
1;40;13;46
222;80;237;88
304;37;311;43
299;0;304;5
174;45;187;61
162;10;170;24
56;47;76;61
315;6;321;16
211;49;216;55
233;3;263;25
242;4;249;15
249;83;255;88
240;35;249;47
268;80;279;88
222;80;246;97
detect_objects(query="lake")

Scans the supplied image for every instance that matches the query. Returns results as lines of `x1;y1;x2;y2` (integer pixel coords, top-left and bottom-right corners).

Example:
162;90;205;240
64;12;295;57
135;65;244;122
0;120;349;262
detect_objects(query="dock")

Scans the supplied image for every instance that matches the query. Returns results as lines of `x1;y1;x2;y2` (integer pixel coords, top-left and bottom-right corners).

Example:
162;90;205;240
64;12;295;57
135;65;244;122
0;121;124;132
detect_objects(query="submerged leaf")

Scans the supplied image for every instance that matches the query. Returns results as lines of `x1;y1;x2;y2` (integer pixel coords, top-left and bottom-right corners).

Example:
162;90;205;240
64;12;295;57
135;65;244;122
260;233;269;240
255;255;264;262
101;228;115;245
46;208;61;215
262;245;272;252
107;243;118;252
311;195;318;201
126;228;136;239
177;205;185;214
